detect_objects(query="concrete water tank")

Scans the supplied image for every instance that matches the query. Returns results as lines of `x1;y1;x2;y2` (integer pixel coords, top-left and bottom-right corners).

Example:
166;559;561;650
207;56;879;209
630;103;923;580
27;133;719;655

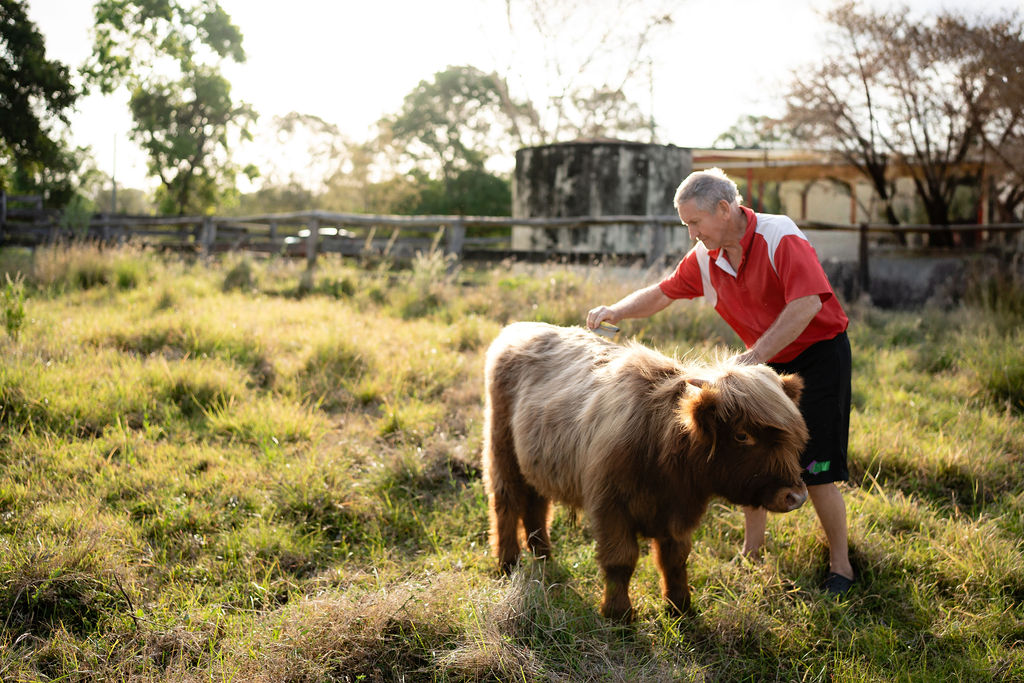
512;141;693;256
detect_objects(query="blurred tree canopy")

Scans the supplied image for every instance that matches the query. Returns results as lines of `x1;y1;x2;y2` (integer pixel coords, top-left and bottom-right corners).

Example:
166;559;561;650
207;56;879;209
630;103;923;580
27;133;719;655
0;0;80;198
239;2;674;217
88;0;256;215
379;65;526;215
714;115;795;150
384;66;524;187
499;0;676;144
784;1;1024;233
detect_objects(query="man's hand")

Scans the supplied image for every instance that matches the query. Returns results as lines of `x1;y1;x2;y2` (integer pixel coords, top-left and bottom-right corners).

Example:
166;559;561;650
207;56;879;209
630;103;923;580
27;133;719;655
733;349;763;366
586;306;618;330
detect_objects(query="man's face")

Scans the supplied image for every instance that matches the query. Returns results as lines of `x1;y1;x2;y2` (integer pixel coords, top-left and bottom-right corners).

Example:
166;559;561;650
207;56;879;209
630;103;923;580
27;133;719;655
677;199;729;250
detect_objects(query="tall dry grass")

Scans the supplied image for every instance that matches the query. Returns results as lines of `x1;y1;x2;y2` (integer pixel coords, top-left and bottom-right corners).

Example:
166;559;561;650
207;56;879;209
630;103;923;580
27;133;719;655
0;244;1022;681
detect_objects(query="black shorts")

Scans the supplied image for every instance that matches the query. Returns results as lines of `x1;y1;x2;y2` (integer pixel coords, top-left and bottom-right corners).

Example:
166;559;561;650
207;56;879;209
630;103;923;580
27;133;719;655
769;332;851;486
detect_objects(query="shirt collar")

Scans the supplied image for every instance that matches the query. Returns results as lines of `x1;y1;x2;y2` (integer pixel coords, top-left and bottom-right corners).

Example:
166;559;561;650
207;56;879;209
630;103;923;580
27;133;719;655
738;205;758;251
708;206;758;276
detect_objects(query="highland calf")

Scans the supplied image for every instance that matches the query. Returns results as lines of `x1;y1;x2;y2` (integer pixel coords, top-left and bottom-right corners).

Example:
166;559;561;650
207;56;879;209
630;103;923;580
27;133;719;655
482;322;809;620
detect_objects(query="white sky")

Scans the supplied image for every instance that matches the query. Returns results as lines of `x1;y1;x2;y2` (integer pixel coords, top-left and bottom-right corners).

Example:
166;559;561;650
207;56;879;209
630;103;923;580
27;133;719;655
24;0;1004;191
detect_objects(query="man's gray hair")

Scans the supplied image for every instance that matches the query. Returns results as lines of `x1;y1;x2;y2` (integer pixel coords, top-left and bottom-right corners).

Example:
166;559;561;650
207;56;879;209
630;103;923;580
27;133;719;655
673;168;741;211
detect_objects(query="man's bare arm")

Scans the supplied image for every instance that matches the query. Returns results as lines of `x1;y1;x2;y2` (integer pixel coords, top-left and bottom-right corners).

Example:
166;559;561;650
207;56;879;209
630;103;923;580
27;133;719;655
586;284;673;329
734;294;822;364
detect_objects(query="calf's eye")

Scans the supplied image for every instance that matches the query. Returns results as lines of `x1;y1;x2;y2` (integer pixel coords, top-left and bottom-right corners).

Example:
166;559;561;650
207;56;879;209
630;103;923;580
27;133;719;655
734;432;755;445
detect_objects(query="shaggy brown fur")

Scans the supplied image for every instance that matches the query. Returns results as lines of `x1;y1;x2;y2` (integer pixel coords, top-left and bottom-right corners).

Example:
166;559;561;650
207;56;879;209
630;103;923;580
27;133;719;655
482;322;809;620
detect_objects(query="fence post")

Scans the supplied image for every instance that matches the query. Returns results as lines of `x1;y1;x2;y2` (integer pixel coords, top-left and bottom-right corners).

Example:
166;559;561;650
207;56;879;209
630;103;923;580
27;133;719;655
446;219;465;261
646;220;666;268
200;216;216;255
1;190;6;242
362;226;377;256
305;217;320;269
858;222;870;296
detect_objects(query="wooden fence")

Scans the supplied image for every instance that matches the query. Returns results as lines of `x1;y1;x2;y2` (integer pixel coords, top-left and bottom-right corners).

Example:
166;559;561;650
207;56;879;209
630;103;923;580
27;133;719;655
0;199;690;266
2;192;1023;297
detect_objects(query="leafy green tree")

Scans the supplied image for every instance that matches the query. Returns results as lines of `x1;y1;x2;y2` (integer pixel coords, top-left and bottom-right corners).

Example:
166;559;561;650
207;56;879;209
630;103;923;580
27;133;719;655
92;182;154;215
407;169;511;216
231;182;316;216
7;141;101;208
383;66;529;189
0;0;79;193
88;0;256;214
378;66;525;215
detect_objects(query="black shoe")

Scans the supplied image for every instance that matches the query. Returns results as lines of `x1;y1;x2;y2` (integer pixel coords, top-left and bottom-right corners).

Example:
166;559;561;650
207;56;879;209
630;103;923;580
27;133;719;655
822;572;855;596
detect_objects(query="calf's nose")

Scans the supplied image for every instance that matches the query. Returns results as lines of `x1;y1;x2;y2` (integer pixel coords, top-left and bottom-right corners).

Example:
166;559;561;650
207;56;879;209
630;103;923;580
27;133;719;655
785;488;808;511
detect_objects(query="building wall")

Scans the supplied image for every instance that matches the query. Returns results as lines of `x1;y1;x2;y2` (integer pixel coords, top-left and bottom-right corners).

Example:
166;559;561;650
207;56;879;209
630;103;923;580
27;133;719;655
512;142;693;254
773;176;925;260
776;176;920;227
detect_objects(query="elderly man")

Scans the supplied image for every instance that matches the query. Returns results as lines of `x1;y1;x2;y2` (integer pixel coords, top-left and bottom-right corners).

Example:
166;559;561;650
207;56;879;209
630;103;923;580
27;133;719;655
586;168;855;595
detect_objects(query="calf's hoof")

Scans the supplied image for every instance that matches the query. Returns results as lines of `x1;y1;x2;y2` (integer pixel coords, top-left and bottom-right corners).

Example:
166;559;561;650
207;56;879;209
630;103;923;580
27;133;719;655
497;553;520;575
600;597;634;622
664;595;693;617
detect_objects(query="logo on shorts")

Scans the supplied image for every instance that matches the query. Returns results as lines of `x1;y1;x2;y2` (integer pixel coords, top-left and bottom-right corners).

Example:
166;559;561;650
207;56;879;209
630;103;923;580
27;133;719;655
806;460;831;475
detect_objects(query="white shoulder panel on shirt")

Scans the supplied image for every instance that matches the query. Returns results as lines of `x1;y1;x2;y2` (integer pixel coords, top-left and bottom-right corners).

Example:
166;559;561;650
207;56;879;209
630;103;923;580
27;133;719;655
754;213;809;271
694;243;717;308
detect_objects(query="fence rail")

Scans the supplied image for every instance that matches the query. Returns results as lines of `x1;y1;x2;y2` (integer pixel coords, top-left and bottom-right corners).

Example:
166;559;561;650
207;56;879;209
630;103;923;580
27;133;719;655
2;193;1023;298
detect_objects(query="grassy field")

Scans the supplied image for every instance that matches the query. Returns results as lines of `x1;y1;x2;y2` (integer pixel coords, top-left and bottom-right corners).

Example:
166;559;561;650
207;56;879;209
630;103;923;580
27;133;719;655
0;244;1022;682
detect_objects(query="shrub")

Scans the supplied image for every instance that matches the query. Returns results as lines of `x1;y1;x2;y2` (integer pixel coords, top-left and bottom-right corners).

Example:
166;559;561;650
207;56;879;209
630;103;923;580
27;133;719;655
0;535;133;637
966;328;1024;412
2;272;27;340
299;339;370;411
30;244;153;293
223;257;256;292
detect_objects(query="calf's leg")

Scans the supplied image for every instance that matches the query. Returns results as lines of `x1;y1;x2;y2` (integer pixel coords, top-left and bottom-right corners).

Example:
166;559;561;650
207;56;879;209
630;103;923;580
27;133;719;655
487;483;523;572
594;512;640;620
482;400;526;572
652;534;693;615
522;488;551;560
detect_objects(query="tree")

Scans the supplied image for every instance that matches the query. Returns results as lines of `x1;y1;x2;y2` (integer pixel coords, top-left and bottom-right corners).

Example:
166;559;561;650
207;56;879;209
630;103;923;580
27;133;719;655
0;0;79;193
261;112;349;194
403;169;511;217
92;182;154;215
88;0;256;215
569;87;649;142
499;0;676;144
784;3;1024;238
384;66;528;187
380;65;524;215
971;12;1024;221
714;115;795;150
784;3;903;227
7;140;101;208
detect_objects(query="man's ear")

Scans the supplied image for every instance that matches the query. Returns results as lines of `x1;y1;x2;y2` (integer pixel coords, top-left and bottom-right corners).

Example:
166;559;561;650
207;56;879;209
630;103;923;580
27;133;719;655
780;373;804;405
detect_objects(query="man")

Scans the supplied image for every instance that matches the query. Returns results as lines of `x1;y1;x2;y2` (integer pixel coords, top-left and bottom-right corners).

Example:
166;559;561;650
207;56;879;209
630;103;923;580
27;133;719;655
586;168;855;595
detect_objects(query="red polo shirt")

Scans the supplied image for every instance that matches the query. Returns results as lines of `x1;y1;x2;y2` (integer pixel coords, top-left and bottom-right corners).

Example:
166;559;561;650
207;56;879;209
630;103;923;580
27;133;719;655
659;206;848;363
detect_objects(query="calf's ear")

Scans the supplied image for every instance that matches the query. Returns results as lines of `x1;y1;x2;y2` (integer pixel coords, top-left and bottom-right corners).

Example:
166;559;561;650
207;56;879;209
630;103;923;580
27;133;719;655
680;383;720;440
780;373;803;404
